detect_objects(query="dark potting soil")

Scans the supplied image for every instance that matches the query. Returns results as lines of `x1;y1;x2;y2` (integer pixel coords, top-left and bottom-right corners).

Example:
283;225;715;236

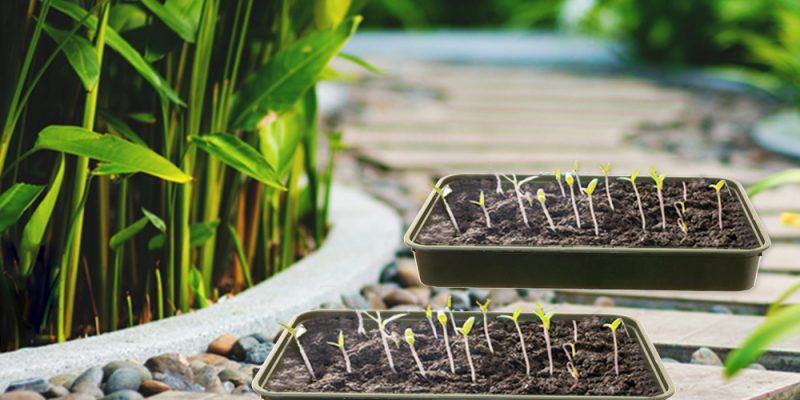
415;176;760;249
265;315;662;396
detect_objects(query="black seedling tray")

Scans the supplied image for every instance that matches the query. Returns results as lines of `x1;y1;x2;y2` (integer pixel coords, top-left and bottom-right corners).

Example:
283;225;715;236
252;310;675;399
404;174;770;291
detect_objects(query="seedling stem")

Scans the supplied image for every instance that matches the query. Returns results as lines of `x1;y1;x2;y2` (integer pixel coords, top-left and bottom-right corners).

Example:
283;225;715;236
365;311;407;374
535;189;556;230
326;330;352;373
573;320;578;342
503;174;537;228
404;328;427;377
470;190;492;228
649;167;667;229
495;173;503;195
279;323;317;381
446;295;458;333
582;179;600;236
555;168;566;197
619;171;646;230
600;163;615;210
437;310;456;373
499;307;530;376
533;304;556;375
425;305;438;339
565;172;582;229
476;299;494;354
710;180;726;230
604;318;623;376
573;160;584;193
457;317;477;383
432;184;461;235
356;310;366;336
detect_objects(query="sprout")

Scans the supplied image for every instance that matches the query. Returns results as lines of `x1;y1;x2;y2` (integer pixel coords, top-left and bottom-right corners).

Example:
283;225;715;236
618;171;646;230
425;305;438;339
565;173;582;229
649;167;667;230
562;341;580;380
498;306;530;376
573;320;578;342
365;311;407;373
582;179;600;237
457;317;477;383
682;181;688;201
600;163;615;211
470;190;492;228
603;318;624;376
555;168;566;197
573;160;583;192
476;299;494;354
495;173;503;195
437;310;456;373
503;174;538;228
535;189;556;230
278;323;316;381
674;200;688;236
356;310;366;336
326;330;352;373
404;328;427;377
446;295;458;333
432;184;461;235
710;180;727;230
567;362;580;380
533;304;555;375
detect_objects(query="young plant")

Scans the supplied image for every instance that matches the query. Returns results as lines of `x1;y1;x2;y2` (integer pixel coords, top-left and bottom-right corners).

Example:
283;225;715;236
356;310;366;336
573;320;579;342
535;189;556;230
476;299;494;354
555;168;566;197
618;171;646;230
603;318;624;376
498;306;530;376
582;179;600;237
404;328;426;377
649;167;667;229
600;163;615;211
533;304;555;375
503;174;538;227
437;310;456;373
573;160;583;192
326;330;352;373
495;173;503;195
365;312;407;373
457;317;477;383
710;180;727;230
470;190;492;228
279;323;316;381
565;173;582;228
432;184;461;235
425;305;438;339
562;342;580;381
682;181;688;201
674;200;688;236
446;295;458;333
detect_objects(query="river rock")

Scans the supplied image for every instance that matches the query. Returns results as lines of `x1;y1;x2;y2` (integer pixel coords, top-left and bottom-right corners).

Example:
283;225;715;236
100;390;142;400
488;288;520;306
378;262;398;283
341;293;370;310
63;394;96;400
105;368;141;393
6;378;51;395
407;286;432;305
48;376;76;389
137;380;169;396
70;384;103;400
71;368;103;390
102;362;151;382
194;366;224;394
218;369;249;386
593;296;615;307
44;386;69;399
383;288;418;307
207;335;237;356
0;391;45;400
144;354;194;391
691;347;723;366
188;353;229;366
230;336;259;362
395;259;421;287
364;291;386;310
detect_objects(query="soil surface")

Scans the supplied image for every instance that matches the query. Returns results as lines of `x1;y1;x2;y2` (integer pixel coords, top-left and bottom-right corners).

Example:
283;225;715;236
265;315;662;396
415;176;760;249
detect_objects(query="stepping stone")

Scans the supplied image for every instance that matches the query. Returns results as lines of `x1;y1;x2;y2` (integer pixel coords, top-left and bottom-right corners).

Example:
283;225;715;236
667;363;800;400
762;214;800;240
762;244;800;274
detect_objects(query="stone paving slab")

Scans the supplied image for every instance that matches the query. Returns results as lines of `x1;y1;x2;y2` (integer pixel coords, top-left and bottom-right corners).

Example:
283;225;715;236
762;245;800;273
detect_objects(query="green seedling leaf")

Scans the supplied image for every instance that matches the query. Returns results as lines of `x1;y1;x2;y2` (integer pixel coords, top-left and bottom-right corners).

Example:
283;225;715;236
555;168;561;181
338;330;345;347
477;299;491;312
533;304;555;330
437;310;447;326
140;0;200;42
20;156;65;275
35;125;191;183
565;342;577;358
604;318;623;332
141;207;166;232
537;188;547;205
565;172;575;186
109;217;148;251
42;23;99;90
725;303;800;378
383;313;407;326
711;180;727;192
189;133;284;190
404;328;415;346
573;160;579;172
279;322;298;336
582;178;598;195
0;183;44;233
425;305;432;319
600;163;612;175
458;316;475;336
447;295;453;310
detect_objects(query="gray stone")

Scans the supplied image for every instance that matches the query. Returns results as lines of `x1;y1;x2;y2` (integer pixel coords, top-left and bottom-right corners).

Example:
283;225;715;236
63;394;95;400
231;386;258;397
690;347;723;366
100;390;142;400
145;354;194;391
102;362;151;383
137;380;169;396
378;262;398;284
70;384;103;400
193;367;224;394
47;376;76;389
44;386;69;399
230;336;259;362
341;293;370;310
710;305;733;314
383;288;418;307
245;333;270;344
218;369;249;387
488;288;520;306
222;382;235;394
593;296;615;307
362;283;398;299
244;342;273;365
6;378;51;394
71;368;103;390
0;391;45;400
105;369;141;394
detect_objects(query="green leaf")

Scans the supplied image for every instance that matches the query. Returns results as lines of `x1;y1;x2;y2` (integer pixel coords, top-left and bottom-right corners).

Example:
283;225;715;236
0;183;44;233
437;310;447;325
724;304;800;378
148;220;219;251
314;0;351;28
227;224;253;289
189;266;208;308
228;16;361;130
338;52;384;74
141;207;166;232
19;157;65;275
748;170;800;197
92;163;140;176
279;322;297;336
34;125;191;183
110;217;149;251
259;109;305;176
51;0;184;106
98;108;146;146
42;24;99;90
460;316;475;335
583;178;598;195
513;306;522;321
140;0;200;42
189;133;284;190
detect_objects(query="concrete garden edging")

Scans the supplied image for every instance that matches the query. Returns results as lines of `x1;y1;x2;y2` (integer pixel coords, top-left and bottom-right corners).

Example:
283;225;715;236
0;184;402;389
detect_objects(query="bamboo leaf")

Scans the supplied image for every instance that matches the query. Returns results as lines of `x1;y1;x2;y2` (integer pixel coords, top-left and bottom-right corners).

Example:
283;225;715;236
141;207;166;232
147;220;219;251
748;170;800;197
724;304;800;378
140;0;200;42
189;133;285;190
42;24;99;90
338;52;384;74
98;108;146;146
20;156;66;275
189;266;208;308
110;217;149;251
92;163;140;176
260;109;305;176
228;16;361;130
0;184;44;233
227;223;253;289
34;125;191;183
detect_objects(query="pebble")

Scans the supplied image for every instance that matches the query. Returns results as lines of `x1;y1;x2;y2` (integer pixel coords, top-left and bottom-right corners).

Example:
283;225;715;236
245;333;270;344
138;380;169;397
406;286;431;305
194;366;225;394
71;368;103;390
430;290;470;310
48;376;76;389
100;390;142;400
244;342;273;365
230;336;260;362
70;384;103;400
710;305;733;314
188;353;230;366
63;394;96;400
395;259;421;287
231;386;258;397
364;291;386;310
691;347;723;366
593;296;616;307
341;293;370;310
101;361;151;383
207;335;237;356
144;354;194;391
0;391;45;400
44;386;69;399
218;369;249;386
6;378;51;395
488;288;520;305
383;288;419;307
362;283;399;299
105;369;141;393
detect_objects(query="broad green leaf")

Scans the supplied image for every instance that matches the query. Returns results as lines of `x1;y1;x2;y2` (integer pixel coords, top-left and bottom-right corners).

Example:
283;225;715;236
460;316;475;335
20;156;66;275
141;0;200;42
725;304;800;378
0;184;44;233
189;266;208;308
34;125;191;183
338;52;384;74
110;217;149;250
42;24;99;90
141;207;166;232
51;0;184;106
259;109;305;176
92;163;140;176
228;16;361;130
148;220;219;251
314;0;351;28
227;224;253;288
189;133;284;190
749;169;800;197
98;108;146;146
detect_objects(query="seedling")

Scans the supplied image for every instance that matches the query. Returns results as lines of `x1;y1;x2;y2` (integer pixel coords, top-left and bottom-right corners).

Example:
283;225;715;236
603;318;624;376
470;190;492;228
555;168;566;197
425;305;438;339
565;173;582;229
533;304;555;375
573;160;583;192
535;189;556;230
582;179;600;237
326;330;352;373
567;362;580;380
437;310;456;373
674;200;688;236
600;163;615;211
432;184;461;235
457;317;477;383
498;306;531;376
278;323;316;381
649;167;667;229
404;328;426;377
356;310;366;336
365;312;407;373
710;180;727;230
446;295;458;333
573;320;578;342
495;173;503;195
562;342;580;381
476;299;494;354
502;174;538;227
618;171;646;230
682;181;688;201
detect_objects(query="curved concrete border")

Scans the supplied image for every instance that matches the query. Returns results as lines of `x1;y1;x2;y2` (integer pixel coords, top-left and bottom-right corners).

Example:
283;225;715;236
0;184;401;388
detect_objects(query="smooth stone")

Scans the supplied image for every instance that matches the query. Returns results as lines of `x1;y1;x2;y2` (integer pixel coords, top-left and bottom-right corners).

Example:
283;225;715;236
70;384;103;400
364;291;386;310
218;369;249;386
48;376;76;389
207;335;237;356
691;347;723;366
488;288;520;306
188;353;230;366
106;369;141;393
44;386;69;399
430;290;470;310
389;304;423;311
137;380;169;397
245;333;270;344
394;259;421;287
0;391;45;400
407;286;432;305
245;342;273;365
63;394;95;400
222;382;235;394
378;262;398;284
71;368;103;390
193;367;225;394
101;390;142;400
230;336;259;362
362;283;399;299
468;289;491;304
231;386;258;397
144;354;194;391
6;378;51;394
593;296;616;307
239;365;258;378
102;361;151;383
189;360;208;374
341;293;370;310
383;288;419;307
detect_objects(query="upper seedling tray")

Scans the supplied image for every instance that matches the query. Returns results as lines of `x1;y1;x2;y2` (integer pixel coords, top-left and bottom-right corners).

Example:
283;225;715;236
404;174;770;290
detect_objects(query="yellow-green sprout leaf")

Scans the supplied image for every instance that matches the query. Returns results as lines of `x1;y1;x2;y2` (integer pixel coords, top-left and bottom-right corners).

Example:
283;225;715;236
534;304;555;330
426;305;432;319
404;328;415;346
603;318;623;332
437;310;447;326
583;179;598;195
518;175;538;187
479;190;485;206
383;313;407;327
338;330;344;347
477;299;491;312
433;184;452;198
513;306;522;321
447;295;452;310
458;316;475;336
711;180;727;192
555;168;561;181
677;200;686;214
573;160;579;172
566;342;577;357
649;170;667;190
724;303;800;378
565;172;575;187
600;163;612;175
278;322;297;336
568;362;580;379
537;188;547;205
